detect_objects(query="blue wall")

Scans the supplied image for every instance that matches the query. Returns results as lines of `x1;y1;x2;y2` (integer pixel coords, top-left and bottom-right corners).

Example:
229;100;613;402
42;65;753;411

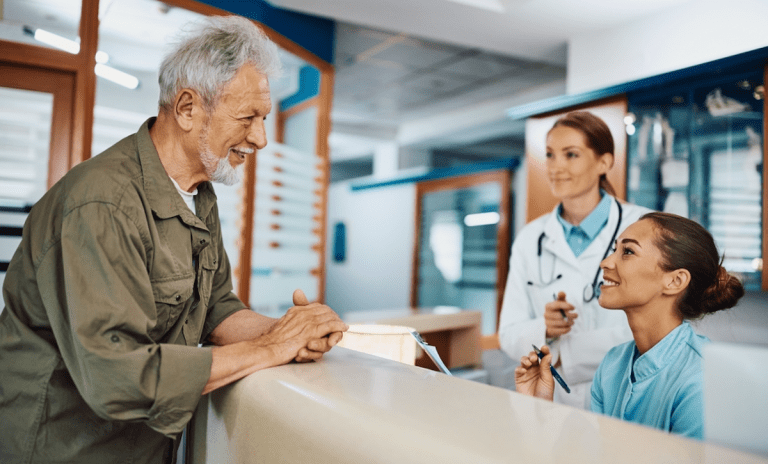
197;0;335;64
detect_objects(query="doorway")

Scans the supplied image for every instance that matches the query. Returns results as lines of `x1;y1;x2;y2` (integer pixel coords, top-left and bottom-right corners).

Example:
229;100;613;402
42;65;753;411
411;169;511;335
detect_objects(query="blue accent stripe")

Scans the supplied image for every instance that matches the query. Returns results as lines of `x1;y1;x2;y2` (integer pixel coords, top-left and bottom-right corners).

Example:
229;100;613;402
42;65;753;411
280;65;321;111
350;159;520;191
197;0;335;64
506;45;768;120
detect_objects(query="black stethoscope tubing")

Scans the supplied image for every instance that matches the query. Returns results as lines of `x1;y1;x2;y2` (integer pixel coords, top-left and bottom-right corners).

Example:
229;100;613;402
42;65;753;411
527;199;623;303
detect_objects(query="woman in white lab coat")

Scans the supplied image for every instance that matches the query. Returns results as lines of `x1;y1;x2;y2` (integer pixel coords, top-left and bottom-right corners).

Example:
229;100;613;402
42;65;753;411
498;111;651;409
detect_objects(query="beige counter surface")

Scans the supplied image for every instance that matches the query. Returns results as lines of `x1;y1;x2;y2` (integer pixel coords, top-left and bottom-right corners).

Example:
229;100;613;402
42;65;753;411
192;347;768;464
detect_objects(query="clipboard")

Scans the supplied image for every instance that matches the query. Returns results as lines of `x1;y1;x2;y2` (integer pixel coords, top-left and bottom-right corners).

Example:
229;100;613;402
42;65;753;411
408;329;452;375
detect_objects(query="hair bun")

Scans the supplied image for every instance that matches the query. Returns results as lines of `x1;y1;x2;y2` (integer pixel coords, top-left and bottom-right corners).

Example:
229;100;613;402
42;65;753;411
700;266;745;315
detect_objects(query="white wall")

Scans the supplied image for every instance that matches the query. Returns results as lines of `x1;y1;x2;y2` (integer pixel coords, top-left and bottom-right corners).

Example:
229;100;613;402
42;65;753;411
567;0;768;94
325;181;415;314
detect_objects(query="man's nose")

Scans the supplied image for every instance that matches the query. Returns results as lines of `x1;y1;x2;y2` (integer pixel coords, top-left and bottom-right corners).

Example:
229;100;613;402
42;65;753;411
247;120;267;149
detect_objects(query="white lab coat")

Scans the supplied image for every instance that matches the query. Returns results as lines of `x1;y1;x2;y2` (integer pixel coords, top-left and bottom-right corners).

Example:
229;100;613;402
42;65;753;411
498;197;651;409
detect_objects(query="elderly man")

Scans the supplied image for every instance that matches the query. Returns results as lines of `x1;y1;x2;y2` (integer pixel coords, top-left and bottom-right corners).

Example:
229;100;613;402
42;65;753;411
0;15;347;464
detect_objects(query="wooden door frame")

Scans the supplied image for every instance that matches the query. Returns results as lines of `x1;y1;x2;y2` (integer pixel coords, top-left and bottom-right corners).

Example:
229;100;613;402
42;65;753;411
411;169;512;332
0;64;75;189
0;0;99;186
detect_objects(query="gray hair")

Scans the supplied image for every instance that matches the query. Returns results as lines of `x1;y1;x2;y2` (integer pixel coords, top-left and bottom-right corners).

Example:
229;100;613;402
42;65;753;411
158;15;282;112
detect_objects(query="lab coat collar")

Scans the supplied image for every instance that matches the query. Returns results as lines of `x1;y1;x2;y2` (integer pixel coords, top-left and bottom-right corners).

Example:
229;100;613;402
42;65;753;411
540;195;621;271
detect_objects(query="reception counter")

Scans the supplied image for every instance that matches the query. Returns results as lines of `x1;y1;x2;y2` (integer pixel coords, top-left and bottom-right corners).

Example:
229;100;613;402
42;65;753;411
188;347;768;464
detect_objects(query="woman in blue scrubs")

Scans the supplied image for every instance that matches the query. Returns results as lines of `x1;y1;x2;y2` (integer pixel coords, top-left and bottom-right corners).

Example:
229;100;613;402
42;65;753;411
514;212;745;439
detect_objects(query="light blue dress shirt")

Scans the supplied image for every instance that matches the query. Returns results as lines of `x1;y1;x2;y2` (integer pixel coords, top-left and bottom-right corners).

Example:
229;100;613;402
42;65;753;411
556;192;612;257
590;322;708;440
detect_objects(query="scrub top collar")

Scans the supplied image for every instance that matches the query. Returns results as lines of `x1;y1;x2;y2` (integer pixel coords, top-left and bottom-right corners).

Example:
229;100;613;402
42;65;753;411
631;322;695;382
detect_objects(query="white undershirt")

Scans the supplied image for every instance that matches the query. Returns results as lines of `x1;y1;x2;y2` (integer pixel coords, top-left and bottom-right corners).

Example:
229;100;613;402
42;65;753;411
169;176;198;214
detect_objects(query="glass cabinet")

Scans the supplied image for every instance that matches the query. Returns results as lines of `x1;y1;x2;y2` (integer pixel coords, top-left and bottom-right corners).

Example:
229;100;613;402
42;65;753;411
626;69;764;290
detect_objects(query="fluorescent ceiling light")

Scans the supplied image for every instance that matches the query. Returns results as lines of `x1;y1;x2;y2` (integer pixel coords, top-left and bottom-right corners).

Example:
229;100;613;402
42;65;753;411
444;0;505;13
464;212;500;227
95;64;139;90
27;26;80;54
23;26;138;90
95;51;110;64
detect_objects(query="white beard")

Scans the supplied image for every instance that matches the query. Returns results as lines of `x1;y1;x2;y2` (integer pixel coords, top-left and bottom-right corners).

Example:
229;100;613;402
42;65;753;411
199;124;244;186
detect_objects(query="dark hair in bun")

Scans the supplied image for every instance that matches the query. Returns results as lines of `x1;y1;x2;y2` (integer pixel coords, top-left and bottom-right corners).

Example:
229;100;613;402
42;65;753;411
640;212;745;319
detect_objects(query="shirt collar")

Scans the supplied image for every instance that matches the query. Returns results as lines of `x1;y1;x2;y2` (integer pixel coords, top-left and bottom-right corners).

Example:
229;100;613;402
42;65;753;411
556;191;612;240
632;322;694;382
137;118;216;225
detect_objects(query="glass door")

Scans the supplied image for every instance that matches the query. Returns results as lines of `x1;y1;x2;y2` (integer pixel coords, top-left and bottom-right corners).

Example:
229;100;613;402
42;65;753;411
412;170;511;335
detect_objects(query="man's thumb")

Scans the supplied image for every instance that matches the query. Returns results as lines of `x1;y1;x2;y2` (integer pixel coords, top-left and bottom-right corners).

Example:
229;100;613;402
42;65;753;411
292;288;310;306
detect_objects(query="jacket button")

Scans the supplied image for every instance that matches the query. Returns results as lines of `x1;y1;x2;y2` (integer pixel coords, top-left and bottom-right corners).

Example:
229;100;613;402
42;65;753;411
111;334;119;343
199;239;206;245
175;294;181;302
213;259;217;266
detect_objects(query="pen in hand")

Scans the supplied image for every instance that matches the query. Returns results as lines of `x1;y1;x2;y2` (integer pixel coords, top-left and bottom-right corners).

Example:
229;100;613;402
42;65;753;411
532;344;570;394
553;292;568;321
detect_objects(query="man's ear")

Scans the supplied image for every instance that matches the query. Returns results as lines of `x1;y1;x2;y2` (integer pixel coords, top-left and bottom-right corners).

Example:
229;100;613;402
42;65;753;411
173;89;202;132
662;268;691;296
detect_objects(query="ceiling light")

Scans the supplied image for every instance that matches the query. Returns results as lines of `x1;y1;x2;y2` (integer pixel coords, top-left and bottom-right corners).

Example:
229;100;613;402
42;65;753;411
444;0;505;13
96;51;110;64
95;64;139;90
464;212;500;227
23;26;79;54
23;26;138;89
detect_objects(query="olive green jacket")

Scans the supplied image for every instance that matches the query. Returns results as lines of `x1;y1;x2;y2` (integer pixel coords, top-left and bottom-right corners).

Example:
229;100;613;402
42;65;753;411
0;119;245;464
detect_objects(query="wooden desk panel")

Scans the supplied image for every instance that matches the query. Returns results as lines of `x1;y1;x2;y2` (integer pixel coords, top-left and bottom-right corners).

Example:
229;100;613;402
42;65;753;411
344;307;482;370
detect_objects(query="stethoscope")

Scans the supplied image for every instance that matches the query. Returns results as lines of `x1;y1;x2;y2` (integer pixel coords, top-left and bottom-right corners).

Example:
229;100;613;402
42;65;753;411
527;199;623;302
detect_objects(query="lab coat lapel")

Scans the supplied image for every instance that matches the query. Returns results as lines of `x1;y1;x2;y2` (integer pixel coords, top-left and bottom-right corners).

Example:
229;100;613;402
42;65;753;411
540;209;581;272
579;197;620;263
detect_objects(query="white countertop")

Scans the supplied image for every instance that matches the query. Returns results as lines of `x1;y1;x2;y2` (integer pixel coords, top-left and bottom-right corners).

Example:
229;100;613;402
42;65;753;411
198;347;768;464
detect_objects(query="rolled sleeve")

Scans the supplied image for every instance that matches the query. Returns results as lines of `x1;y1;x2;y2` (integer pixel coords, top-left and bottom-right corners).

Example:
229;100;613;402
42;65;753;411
146;343;212;436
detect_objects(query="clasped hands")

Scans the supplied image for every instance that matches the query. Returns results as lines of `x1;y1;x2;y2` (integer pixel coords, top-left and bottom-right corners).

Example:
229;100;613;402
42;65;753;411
267;289;348;364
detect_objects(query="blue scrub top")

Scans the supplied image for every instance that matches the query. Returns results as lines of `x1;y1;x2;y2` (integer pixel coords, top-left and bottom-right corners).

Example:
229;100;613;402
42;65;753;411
590;322;707;439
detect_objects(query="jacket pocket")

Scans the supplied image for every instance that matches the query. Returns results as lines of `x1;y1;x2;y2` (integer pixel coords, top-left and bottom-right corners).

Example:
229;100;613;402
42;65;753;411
150;275;194;338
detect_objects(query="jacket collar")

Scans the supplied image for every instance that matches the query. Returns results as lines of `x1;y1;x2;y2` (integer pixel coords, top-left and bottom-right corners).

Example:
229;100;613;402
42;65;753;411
137;118;216;227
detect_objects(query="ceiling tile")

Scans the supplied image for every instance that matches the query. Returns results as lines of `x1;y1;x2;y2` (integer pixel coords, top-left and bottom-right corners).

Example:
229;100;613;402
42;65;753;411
438;54;522;79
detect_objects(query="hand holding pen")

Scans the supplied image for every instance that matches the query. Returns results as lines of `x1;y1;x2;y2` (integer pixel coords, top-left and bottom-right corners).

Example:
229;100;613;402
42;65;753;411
544;291;577;339
514;344;571;401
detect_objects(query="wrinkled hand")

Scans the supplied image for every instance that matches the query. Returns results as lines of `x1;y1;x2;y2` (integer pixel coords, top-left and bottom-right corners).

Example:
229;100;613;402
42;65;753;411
544;291;577;339
515;345;555;401
288;289;346;363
